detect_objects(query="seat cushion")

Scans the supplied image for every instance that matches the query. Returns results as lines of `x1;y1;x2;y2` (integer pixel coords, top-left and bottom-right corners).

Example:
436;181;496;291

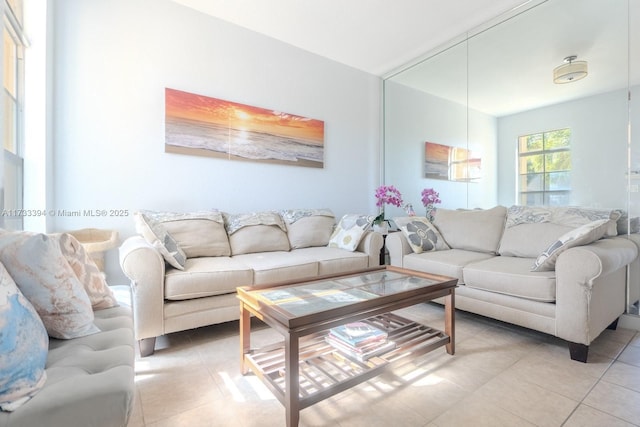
233;251;318;285
403;249;495;283
165;257;253;300
7;305;135;427
293;247;370;275
463;256;557;302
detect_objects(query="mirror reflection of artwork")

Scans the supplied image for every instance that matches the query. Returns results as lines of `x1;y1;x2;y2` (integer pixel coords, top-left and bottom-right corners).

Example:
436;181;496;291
165;88;325;168
424;142;481;182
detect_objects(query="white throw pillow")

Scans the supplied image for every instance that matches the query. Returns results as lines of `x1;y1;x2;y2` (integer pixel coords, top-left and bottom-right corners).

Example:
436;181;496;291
0;232;99;339
531;219;611;272
0;262;48;411
393;216;449;253
328;214;375;252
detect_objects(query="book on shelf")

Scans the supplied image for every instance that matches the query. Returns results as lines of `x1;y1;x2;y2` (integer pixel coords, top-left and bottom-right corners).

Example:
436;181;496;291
325;335;396;362
328;322;388;348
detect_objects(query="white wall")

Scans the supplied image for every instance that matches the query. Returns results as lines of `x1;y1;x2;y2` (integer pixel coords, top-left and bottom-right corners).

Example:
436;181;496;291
49;0;382;283
497;88;629;209
384;80;498;219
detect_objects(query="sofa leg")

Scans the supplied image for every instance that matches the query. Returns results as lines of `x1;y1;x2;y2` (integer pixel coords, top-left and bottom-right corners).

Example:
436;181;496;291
568;342;588;363
607;318;619;330
138;337;156;357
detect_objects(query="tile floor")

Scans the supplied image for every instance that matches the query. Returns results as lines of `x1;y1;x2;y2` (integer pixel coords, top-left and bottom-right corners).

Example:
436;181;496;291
126;304;640;427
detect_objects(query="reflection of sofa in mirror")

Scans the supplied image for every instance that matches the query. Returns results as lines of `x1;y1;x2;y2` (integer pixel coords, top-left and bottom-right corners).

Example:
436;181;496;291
387;205;638;362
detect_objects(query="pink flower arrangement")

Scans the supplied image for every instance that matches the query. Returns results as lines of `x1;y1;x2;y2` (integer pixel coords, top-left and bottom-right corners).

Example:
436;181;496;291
421;188;441;207
375;185;403;209
374;185;403;225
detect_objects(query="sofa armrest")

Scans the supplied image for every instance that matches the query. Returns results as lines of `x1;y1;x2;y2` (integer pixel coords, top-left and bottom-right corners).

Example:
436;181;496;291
386;232;412;267
119;236;166;341
356;231;384;266
555;236;638;345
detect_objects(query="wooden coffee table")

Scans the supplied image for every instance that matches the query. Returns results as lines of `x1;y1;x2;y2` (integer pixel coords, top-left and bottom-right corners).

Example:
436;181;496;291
237;266;457;427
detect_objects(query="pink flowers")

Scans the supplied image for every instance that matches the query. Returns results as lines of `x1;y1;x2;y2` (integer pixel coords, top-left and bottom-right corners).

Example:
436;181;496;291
375;185;403;209
421;188;441;207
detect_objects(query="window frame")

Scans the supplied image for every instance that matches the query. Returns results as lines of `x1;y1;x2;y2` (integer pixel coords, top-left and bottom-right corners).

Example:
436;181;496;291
517;128;572;206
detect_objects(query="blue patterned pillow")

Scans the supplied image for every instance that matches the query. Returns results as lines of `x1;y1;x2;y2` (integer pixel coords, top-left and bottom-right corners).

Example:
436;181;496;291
0;262;48;411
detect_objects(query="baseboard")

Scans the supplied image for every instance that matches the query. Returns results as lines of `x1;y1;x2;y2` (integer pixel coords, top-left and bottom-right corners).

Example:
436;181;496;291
620;314;640;331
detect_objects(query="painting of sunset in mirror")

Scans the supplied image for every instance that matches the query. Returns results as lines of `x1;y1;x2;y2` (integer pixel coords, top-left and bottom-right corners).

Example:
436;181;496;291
165;88;325;168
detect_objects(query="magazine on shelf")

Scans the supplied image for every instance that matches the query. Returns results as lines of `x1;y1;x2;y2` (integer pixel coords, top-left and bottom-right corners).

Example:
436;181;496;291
328;322;388;348
325;335;396;362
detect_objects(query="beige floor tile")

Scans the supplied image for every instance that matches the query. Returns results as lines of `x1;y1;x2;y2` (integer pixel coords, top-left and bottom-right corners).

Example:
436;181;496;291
602;361;640;392
473;373;579;426
618;343;640;367
429;394;536;427
583;380;640;425
563;404;637;427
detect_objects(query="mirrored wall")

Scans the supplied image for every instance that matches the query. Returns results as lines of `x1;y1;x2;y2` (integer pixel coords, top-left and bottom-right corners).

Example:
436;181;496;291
383;0;639;315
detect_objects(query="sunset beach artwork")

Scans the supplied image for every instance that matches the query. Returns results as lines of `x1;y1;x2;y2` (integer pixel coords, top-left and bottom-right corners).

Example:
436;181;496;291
425;141;482;182
165;88;325;168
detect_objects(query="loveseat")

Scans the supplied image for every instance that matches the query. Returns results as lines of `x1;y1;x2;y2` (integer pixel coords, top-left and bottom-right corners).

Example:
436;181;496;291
119;209;384;356
387;205;639;362
0;231;135;427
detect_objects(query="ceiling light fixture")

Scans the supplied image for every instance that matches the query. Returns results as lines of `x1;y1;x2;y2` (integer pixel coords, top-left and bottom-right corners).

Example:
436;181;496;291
553;55;588;84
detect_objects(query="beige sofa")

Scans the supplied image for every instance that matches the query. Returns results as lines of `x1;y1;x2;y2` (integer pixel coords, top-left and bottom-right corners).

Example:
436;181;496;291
119;209;384;356
387;205;638;362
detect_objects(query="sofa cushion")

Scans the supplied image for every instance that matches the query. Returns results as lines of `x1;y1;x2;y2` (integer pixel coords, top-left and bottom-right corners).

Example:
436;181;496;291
38;305;134;427
531;219;611;272
0;232;99;339
463;257;557;302
499;222;574;258
433;206;507;254
293;246;370;276
137;210;230;258
281;208;336;249
402;249;495;284
233;251;318;285
393;216;449;253
226;211;290;255
133;211;187;270
328;214;375;252
550;206;622;237
0;262;48;411
57;233;119;310
165;257;253;300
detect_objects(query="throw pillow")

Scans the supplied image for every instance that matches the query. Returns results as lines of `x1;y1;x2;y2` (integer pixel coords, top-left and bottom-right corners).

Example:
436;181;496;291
393;216;450;253
531;219;611;272
134;211;187;270
0;262;48;411
0;231;100;339
281;208;336;249
225;211;290;255
328;214;375;252
57;233;119;310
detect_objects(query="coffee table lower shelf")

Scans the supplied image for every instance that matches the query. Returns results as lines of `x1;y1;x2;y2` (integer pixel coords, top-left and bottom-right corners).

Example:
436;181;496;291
244;312;450;410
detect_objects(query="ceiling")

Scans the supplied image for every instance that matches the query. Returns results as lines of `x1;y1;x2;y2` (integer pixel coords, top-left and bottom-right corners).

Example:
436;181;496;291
172;0;638;117
170;0;528;76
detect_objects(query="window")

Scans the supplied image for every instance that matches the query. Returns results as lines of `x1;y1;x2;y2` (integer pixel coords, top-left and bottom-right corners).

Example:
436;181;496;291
3;0;25;230
518;128;571;206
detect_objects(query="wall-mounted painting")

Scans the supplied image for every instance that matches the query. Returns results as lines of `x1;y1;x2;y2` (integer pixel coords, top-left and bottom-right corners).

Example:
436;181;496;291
424;141;482;182
164;88;325;168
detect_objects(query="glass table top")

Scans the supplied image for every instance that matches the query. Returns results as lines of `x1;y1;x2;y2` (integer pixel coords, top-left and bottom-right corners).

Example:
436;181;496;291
250;269;445;318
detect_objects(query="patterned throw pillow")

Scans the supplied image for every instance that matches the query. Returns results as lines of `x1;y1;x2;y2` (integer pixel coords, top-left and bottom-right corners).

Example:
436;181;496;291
0;262;48;411
0;232;99;339
393;216;450;254
57;233;119;310
531;219;611;272
328;214;375;252
134;211;187;270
